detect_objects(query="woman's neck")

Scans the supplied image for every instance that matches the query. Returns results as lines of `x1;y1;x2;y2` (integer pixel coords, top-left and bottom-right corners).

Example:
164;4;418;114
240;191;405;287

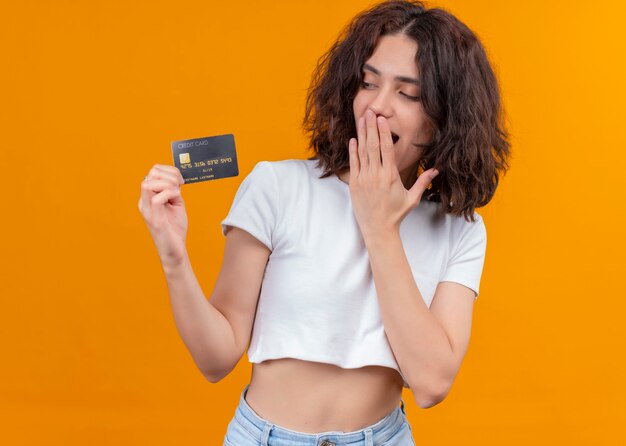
337;164;420;189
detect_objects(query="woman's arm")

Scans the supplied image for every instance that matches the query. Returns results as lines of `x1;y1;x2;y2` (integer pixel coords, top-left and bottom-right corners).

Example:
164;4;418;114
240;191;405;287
365;231;474;409
161;254;238;382
161;226;270;382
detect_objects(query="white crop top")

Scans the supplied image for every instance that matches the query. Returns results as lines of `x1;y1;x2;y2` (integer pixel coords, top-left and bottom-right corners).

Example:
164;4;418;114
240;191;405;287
220;159;487;389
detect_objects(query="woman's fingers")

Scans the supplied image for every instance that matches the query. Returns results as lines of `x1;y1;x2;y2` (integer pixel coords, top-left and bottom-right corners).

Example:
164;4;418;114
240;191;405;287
150;188;184;228
376;116;395;173
140;179;172;213
348;138;359;183
139;164;183;222
356;115;368;173
149;164;184;186
365;110;381;173
409;168;439;203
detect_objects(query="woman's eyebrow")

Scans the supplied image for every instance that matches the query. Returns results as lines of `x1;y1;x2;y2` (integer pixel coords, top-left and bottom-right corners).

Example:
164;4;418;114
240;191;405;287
363;63;421;86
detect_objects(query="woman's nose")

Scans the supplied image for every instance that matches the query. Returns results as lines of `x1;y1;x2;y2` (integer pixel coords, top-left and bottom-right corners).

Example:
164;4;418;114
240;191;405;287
368;89;393;118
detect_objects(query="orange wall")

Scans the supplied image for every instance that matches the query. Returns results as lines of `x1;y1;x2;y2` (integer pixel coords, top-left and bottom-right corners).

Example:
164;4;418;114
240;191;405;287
1;0;624;444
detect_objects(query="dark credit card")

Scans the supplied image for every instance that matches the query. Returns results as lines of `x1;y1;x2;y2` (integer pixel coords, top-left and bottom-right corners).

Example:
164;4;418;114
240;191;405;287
170;134;239;184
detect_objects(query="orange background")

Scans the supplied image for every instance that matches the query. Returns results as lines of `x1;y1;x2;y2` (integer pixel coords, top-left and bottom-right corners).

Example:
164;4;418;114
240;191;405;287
1;0;624;444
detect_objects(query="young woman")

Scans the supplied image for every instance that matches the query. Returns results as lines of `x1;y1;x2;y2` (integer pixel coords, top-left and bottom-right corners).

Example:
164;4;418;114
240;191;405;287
139;1;511;445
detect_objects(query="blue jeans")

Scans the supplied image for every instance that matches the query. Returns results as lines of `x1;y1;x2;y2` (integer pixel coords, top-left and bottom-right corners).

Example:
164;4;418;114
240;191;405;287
223;384;416;446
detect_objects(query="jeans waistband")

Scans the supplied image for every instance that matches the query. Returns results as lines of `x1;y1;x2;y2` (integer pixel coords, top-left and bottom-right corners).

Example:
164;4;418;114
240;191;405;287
233;384;407;445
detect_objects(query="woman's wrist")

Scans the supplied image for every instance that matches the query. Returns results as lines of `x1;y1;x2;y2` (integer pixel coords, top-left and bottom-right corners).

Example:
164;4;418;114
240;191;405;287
160;251;190;277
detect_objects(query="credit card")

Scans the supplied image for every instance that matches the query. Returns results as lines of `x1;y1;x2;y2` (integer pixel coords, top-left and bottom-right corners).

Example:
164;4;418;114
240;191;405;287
170;134;239;184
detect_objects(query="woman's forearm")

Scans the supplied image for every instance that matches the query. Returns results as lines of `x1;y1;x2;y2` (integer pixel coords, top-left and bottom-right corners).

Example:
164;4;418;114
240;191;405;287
161;253;237;381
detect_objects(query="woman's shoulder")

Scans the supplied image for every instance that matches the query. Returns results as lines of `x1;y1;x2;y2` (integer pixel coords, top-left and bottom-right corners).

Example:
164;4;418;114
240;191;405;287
414;197;485;239
258;158;317;181
264;158;314;170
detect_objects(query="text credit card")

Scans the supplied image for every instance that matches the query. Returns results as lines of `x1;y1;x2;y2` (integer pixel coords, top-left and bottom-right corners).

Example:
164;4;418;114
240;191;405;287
170;134;239;184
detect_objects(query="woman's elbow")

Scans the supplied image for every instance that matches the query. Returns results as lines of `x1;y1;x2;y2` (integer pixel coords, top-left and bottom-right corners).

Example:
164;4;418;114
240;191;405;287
412;380;450;409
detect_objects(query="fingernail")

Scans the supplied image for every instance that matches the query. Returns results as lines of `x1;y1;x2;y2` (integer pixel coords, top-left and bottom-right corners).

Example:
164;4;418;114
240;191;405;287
366;110;375;119
432;169;439;177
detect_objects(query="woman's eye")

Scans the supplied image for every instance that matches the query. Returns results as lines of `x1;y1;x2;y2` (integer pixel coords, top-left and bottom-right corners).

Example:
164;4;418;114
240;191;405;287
360;82;421;101
402;93;421;101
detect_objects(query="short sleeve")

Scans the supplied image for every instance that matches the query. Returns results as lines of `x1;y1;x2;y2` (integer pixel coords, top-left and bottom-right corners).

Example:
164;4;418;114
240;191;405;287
220;161;279;251
440;215;487;300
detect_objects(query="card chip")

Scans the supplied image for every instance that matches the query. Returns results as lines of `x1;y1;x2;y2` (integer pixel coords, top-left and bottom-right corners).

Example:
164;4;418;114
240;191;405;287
179;153;190;164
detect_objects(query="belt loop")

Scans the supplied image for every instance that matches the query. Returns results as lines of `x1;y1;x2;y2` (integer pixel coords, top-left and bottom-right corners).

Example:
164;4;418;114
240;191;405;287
260;423;273;446
364;428;373;446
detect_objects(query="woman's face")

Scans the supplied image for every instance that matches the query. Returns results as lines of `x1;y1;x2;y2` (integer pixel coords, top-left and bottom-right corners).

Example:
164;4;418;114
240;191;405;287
352;33;432;183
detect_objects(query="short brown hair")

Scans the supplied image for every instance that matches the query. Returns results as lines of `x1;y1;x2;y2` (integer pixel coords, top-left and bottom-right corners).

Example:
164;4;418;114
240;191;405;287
302;0;512;222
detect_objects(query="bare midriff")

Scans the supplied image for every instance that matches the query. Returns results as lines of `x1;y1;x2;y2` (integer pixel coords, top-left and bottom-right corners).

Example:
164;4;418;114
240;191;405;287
244;358;405;433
